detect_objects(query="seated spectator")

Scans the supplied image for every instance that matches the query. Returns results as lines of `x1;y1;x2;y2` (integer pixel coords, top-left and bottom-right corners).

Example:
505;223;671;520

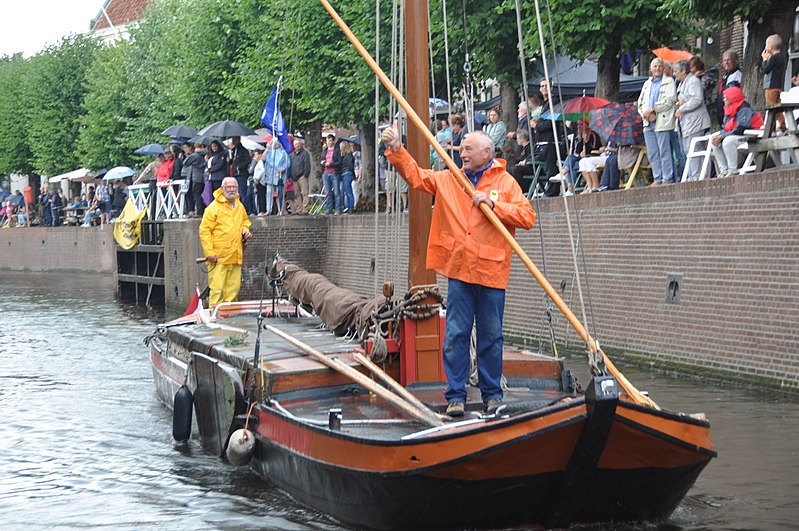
81;198;102;227
558;116;602;194
67;196;84;209
16;207;27;226
578;146;614;193
710;86;764;177
0;201;16;227
508;130;535;194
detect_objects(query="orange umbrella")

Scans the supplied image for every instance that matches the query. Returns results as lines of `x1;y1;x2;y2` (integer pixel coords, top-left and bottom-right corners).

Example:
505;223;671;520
652;47;694;63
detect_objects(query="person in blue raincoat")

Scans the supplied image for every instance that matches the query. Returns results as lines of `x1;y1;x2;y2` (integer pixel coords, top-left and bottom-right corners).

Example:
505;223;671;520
263;139;289;215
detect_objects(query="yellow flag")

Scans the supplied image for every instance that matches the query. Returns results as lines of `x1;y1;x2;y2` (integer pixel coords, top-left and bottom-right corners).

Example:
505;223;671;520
113;197;147;250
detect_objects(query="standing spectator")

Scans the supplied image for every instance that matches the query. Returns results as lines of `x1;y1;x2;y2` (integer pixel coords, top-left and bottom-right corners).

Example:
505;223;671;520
483;108;507;157
133;154;163;221
206;140;228;193
38;186;52;227
95;181;111;225
51;188;64;226
157;149;175;183
431;119;451;170
690;56;718;125
352;142;362;206
340;141;356;213
183;142;207;217
320;134;342;215
762;34;787;131
674;60;712;181
170;144;183;181
289;137;311;214
717;50;742;125
199;177;252;307
638;58;677;184
252;148;267;214
110;181;128;220
228;136;253;215
711;87;764;177
532;79;564;192
446;114;465;168
264;139;289;215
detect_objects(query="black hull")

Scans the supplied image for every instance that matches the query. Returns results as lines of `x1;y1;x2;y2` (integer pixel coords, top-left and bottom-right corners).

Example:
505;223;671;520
250;437;709;530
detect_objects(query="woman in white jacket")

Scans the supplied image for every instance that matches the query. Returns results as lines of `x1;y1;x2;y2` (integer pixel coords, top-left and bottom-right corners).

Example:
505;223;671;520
674;60;712;181
638;58;677;184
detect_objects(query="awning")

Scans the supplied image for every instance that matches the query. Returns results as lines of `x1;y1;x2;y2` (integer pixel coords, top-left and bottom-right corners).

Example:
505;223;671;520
47;168;94;184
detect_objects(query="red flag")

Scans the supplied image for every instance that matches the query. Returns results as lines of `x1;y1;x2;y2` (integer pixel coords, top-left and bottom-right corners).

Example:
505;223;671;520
184;286;202;316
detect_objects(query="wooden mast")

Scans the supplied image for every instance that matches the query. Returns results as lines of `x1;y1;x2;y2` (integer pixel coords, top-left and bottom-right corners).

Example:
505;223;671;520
403;0;443;383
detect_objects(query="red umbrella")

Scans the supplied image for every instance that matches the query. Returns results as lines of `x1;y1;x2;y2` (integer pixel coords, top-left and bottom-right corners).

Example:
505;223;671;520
561;96;610;115
652;47;693;63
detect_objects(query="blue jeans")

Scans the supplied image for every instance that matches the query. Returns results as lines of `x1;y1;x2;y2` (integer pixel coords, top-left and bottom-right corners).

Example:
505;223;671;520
670;130;685;182
341;171;355;211
234;175;253;214
643;128;674;184
562;154;580;188
443;278;505;404
322;172;341;213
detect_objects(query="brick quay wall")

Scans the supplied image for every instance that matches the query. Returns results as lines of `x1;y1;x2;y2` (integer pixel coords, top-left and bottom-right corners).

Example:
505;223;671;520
2;169;796;390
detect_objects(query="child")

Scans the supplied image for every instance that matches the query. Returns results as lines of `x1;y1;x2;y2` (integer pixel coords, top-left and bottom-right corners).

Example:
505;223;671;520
762;34;787;130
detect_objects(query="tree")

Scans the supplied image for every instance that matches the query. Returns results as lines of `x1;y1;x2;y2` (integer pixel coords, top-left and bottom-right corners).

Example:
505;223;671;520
0;55;35;175
24;35;99;177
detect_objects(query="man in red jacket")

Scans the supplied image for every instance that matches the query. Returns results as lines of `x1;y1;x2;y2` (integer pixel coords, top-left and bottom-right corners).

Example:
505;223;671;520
382;126;536;417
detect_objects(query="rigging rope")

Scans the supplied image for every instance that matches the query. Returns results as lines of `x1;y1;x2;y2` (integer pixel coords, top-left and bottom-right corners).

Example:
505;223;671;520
442;0;453;121
373;0;381;300
514;0;558;358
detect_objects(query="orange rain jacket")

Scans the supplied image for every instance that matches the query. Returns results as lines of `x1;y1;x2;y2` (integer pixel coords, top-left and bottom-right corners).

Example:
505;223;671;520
386;146;536;289
199;188;252;265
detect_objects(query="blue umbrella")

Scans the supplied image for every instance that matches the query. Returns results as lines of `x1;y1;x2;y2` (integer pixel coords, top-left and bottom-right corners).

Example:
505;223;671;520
104;166;136;181
134;143;164;155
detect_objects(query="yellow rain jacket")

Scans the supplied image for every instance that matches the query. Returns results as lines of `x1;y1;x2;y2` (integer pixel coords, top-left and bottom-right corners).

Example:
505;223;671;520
386;146;535;290
199;188;252;265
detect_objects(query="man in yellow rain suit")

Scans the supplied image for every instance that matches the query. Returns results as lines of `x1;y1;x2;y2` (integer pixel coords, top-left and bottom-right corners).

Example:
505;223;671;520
200;177;252;306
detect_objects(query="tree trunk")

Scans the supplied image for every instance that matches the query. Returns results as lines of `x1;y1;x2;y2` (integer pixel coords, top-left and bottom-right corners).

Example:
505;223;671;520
500;82;520;130
595;35;622;101
302;119;323;194
358;123;376;206
741;1;795;109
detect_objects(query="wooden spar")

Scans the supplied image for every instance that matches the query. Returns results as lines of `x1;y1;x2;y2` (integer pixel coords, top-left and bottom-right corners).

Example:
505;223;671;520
318;0;656;409
353;352;447;422
404;0;434;288
265;325;444;427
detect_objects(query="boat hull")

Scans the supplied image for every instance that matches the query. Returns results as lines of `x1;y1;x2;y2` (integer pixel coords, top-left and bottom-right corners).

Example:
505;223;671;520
249;405;712;530
250;410;709;529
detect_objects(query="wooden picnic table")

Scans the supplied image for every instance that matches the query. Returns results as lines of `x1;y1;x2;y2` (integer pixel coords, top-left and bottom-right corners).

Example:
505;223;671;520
748;102;799;172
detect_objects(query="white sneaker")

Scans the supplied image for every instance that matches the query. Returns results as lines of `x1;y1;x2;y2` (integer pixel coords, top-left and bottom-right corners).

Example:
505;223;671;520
563;191;574;197
549;174;566;182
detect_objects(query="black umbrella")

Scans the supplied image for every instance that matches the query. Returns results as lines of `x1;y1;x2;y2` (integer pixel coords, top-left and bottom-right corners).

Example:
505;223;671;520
188;134;215;146
198;120;256;138
134;143;165;155
94;167;111;180
161;125;197;138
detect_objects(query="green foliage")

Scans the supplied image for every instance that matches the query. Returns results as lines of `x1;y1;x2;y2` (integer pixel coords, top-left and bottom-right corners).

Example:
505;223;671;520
224;331;249;347
0;55;34;175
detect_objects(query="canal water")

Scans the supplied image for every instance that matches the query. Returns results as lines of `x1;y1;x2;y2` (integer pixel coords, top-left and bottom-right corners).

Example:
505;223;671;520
0;271;797;530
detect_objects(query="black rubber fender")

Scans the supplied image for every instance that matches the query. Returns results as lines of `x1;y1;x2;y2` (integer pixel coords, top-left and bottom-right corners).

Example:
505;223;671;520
172;384;193;442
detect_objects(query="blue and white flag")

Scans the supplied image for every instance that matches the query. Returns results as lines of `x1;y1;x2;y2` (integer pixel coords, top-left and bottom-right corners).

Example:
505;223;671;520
260;85;293;153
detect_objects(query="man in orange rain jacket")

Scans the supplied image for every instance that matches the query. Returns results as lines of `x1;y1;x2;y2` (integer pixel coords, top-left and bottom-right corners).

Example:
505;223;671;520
200;177;252;307
382;127;536;418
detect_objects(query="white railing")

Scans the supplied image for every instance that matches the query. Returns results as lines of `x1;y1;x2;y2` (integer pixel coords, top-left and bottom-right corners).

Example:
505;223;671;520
129;180;188;219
